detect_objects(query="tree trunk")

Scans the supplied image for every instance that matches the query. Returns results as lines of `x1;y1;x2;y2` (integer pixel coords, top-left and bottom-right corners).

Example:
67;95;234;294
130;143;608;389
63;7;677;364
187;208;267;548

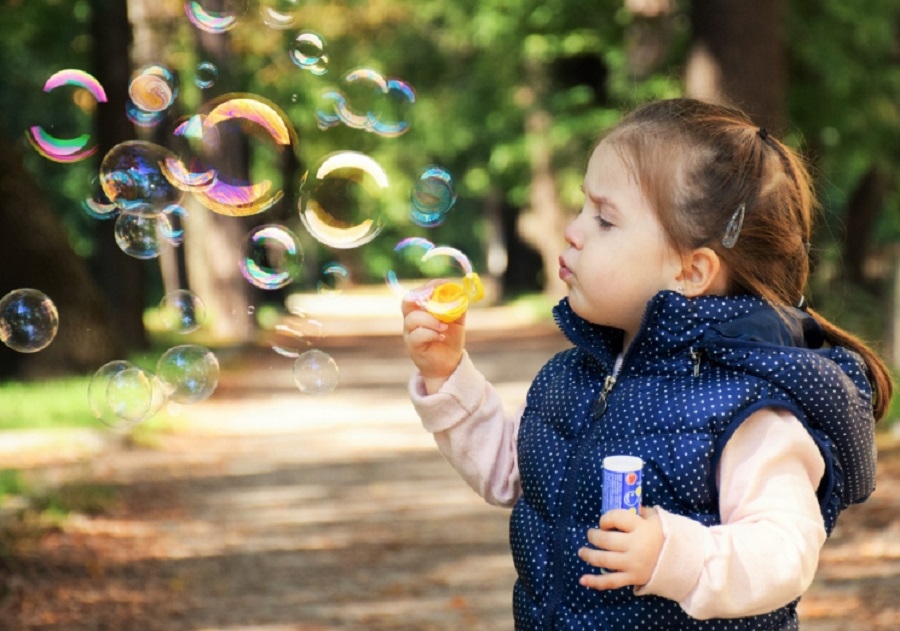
0;130;121;379
842;166;893;287
685;0;787;133
90;0;149;351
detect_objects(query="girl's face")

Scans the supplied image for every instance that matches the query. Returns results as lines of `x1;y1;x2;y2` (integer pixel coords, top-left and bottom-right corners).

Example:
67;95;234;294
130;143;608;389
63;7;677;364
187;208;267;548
559;141;684;350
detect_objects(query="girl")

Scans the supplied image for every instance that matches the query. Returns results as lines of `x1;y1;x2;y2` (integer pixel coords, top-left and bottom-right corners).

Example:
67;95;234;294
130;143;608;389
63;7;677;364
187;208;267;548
401;98;892;630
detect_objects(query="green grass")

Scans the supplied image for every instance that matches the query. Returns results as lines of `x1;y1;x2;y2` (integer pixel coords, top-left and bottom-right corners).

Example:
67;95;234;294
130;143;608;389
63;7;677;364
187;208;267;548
0;377;98;431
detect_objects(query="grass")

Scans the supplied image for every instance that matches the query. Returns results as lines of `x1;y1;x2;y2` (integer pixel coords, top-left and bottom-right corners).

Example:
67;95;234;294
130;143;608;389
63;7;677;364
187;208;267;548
0;377;98;431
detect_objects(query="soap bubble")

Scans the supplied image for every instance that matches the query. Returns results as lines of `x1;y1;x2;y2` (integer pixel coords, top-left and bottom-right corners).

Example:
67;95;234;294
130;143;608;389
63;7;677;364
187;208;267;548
317;262;350;294
315;69;414;137
0;289;59;353
185;0;248;33
298;151;387;249
159;290;206;334
194;61;218;89
239;224;303;290
114;210;172;259
260;0;298;28
371;78;415;138
290;31;329;75
160;115;220;193
409;166;456;227
292;349;339;395
27;69;107;163
191;95;296;216
82;176;119;220
129;64;178;113
271;310;324;358
88;361;167;429
100;140;184;212
156;344;220;404
384;237;436;299
126;98;167;127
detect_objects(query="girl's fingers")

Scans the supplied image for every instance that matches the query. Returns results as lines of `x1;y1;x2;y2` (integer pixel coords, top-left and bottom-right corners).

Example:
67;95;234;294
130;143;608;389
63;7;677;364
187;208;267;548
586;528;628;552
579;570;632;591
405;326;445;346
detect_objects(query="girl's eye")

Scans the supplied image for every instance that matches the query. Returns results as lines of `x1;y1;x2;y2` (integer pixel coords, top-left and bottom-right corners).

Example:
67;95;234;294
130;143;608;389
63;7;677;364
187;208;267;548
595;215;614;229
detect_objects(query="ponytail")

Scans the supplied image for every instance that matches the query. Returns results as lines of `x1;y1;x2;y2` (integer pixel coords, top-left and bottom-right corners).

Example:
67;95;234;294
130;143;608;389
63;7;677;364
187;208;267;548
807;307;895;422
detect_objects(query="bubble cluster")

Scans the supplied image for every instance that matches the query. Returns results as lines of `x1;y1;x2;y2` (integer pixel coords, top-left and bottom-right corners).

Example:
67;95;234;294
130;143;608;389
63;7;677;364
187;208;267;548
0;289;59;353
316;69;415;137
156;344;220;403
88;360;167;429
292;349;339;395
299;151;387;248
239;224;303;290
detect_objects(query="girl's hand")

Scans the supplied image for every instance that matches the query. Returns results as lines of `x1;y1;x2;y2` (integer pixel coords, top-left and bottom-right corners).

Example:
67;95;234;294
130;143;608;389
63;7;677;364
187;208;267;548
401;280;466;394
577;506;664;590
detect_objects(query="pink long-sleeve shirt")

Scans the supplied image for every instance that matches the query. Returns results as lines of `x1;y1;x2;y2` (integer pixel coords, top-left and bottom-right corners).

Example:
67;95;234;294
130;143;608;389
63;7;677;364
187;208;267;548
409;351;827;620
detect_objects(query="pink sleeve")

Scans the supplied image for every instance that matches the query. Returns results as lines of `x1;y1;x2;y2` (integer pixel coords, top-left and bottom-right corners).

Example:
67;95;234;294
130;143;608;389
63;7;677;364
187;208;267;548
635;408;827;619
409;351;522;507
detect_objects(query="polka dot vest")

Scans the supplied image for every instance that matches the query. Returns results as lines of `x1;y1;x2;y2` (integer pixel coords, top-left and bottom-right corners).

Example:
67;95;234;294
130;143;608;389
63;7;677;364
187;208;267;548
510;292;876;630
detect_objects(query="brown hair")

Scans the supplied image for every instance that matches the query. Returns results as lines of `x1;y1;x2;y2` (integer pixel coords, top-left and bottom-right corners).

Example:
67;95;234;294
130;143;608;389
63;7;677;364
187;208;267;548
601;98;893;421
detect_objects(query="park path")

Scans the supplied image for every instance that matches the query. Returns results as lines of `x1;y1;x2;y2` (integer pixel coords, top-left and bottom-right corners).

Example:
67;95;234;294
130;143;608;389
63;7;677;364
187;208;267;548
1;306;899;630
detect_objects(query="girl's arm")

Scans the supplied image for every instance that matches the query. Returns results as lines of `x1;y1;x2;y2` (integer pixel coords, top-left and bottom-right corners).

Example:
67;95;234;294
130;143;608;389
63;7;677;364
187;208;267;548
635;407;827;618
409;351;522;507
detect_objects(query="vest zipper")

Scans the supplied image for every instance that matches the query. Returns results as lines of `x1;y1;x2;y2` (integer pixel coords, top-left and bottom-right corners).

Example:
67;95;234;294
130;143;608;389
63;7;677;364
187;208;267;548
690;347;703;377
591;374;617;419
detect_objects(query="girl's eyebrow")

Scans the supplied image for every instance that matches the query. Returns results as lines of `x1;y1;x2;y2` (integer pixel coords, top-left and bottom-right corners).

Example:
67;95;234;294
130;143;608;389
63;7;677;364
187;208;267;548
581;182;621;215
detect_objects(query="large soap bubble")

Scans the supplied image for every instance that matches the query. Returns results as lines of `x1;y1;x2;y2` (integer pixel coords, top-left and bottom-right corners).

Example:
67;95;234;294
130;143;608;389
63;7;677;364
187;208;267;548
100;140;185;212
298;151;387;249
0;289;59;353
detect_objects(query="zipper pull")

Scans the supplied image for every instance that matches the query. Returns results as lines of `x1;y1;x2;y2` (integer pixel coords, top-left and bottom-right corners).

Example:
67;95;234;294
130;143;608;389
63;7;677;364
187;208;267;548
591;375;617;418
689;347;702;377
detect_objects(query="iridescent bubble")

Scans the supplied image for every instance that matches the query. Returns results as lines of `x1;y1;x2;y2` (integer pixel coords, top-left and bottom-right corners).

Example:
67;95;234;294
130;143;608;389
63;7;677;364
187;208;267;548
192;94;296;216
260;0;298;28
336;68;386;131
100;140;184;212
159;290;206;334
384;237;436;300
317;262;350;294
82;176;119;220
371;78;415;138
409;165;456;227
271;311;324;358
315;90;344;131
26;69;107;163
292;349;339;395
239;224;303;290
290;31;329;75
114;211;172;259
156;344;220;404
0;289;59;353
129;65;178;113
185;0;248;33
298;151;387;249
89;361;167;429
158;204;188;246
194;61;218;89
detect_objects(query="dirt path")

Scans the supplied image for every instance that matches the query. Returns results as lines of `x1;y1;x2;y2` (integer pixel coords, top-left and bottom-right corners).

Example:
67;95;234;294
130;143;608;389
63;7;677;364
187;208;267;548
1;324;899;630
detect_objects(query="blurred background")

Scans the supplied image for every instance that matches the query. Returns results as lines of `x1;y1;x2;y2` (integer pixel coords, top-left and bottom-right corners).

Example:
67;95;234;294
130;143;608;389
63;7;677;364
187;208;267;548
0;0;899;629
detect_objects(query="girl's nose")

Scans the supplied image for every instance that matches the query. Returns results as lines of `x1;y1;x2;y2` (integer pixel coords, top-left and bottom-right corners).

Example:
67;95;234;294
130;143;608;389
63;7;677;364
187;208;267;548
564;217;581;248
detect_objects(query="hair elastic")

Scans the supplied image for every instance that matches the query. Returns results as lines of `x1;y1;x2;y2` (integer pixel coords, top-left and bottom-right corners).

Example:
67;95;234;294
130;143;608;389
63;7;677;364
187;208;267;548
721;203;745;249
758;127;769;141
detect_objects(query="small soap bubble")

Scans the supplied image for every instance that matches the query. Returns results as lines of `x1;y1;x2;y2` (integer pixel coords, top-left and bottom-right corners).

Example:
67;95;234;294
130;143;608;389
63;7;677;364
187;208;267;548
384;237;436;298
299;151;387;249
292;349;339;395
185;0;248;33
159;290;206;334
371;78;415;138
271;310;324;358
82;176;119;220
0;289;59;353
156;344;220;404
129;65;178;113
317;262;350;294
194;61;218;89
100;140;184;212
27;70;107;163
260;0;298;28
290;31;329;75
410;166;456;227
239;224;303;290
114;211;172;259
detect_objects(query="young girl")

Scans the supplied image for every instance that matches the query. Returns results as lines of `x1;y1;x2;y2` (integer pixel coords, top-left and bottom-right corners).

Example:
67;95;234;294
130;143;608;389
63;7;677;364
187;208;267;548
401;98;892;630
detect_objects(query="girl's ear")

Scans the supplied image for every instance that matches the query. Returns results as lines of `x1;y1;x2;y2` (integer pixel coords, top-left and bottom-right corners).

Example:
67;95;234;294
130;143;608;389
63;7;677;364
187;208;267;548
677;247;727;297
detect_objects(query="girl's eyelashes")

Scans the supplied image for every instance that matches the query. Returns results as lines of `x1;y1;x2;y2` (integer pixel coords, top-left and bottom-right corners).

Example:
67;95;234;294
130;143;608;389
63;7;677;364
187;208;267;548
595;214;614;229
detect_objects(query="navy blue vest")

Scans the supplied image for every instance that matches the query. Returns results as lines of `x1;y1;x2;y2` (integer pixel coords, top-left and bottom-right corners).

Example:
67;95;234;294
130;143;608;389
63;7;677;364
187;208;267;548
510;292;875;630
